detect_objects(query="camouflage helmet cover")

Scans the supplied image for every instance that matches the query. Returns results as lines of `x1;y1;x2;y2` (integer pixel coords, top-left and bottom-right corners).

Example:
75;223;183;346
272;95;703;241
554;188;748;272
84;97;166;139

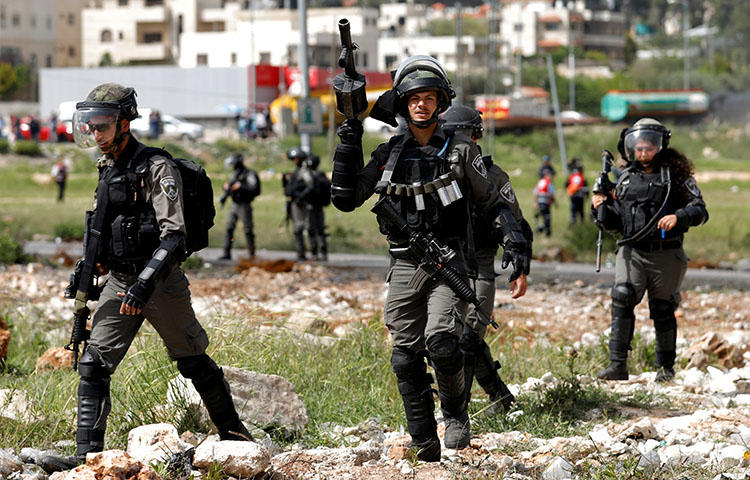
77;83;138;121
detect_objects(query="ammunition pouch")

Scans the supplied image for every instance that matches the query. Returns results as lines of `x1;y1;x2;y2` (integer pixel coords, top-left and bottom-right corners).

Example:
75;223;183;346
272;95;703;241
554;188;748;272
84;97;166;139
110;211;159;259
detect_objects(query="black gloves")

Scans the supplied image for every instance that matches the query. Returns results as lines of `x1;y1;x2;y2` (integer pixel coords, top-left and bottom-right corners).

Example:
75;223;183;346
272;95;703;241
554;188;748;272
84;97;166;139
501;242;530;283
337;118;363;146
122;279;154;313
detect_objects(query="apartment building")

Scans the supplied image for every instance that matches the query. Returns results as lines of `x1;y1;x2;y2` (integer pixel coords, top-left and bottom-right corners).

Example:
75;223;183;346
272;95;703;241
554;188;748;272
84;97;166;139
57;0;89;67
178;7;379;70
0;0;58;68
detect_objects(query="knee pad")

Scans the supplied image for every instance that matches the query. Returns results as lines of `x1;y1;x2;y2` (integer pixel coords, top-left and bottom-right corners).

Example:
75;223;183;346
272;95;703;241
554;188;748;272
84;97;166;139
611;283;637;309
78;347;111;383
391;347;426;379
427;332;462;375
649;299;677;332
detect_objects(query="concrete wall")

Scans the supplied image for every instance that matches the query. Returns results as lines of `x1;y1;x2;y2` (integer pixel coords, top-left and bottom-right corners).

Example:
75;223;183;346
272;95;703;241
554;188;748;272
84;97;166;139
39;66;247;120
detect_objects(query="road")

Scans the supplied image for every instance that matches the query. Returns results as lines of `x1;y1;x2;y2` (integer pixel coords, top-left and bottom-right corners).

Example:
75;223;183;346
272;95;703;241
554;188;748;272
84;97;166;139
24;241;750;290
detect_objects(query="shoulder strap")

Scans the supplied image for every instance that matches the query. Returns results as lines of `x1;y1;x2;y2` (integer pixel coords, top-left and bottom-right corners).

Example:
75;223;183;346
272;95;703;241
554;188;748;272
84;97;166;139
375;135;408;194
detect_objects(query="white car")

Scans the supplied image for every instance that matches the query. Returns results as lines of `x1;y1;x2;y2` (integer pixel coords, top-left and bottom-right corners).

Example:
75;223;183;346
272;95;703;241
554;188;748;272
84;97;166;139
130;109;204;141
362;116;403;136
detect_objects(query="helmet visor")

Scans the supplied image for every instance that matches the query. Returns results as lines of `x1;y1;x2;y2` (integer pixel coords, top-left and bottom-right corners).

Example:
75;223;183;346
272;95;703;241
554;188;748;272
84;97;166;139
623;129;663;162
72;106;120;149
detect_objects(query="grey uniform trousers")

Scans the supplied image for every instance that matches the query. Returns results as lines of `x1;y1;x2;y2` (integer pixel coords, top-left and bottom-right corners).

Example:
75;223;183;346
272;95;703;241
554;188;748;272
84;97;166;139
464;248;497;339
614;245;688;307
88;267;209;372
225;202;255;250
384;258;466;351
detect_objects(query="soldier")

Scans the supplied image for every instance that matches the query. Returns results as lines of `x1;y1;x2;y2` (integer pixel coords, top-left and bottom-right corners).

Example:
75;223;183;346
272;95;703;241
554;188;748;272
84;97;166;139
441;104;533;415
305;154;330;261
331;55;530;460
41;83;251;472
284;146;315;261
592;118;708;382
219;153;261;260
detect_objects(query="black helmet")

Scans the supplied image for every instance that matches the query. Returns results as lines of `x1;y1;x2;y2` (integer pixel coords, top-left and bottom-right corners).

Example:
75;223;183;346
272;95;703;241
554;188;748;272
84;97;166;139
440;104;483;139
287;146;306;161
306;154;321;170
617;118;671;162
392;55;455;126
224;153;244;170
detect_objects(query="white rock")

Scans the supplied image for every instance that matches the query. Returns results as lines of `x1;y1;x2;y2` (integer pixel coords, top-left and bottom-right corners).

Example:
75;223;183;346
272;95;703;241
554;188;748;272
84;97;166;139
664;430;693;446
193;441;270;477
0;448;23;478
542;456;574;480
541;372;557;384
711;444;748;469
642;439;661;452
660;444;686;466
618;418;658;441
588;426;612;447
127;423;193;465
680;368;706;389
689;441;716;457
0;389;32;422
580;332;599;346
637;449;661;473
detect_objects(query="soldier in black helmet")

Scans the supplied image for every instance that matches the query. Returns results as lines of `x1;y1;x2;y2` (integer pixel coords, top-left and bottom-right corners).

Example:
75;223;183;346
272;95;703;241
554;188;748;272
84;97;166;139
592;118;708;383
40;83;251;472
305;154;330;261
440;104;533;415
284;146;316;261
331;55;530;460
219;153;261;260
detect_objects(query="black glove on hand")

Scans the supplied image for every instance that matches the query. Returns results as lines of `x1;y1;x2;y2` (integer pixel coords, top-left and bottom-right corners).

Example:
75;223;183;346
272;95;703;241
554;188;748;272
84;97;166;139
337;118;363;145
122;280;154;313
501;244;530;283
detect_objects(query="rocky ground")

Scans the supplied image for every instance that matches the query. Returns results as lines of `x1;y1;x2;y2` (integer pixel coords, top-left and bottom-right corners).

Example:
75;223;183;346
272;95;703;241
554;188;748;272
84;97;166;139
2;259;750;480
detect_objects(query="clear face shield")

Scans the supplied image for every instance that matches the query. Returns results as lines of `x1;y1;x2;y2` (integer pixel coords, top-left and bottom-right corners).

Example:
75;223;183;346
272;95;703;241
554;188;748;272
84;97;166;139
624;129;663;163
72;106;120;149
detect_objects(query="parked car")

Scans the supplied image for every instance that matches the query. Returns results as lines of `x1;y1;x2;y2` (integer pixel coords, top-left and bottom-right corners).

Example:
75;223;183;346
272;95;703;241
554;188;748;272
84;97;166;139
362;116;404;137
130;109;204;141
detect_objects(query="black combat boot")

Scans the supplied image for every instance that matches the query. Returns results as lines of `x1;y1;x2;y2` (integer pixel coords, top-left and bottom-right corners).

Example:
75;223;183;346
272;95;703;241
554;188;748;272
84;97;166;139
654;331;677;383
428;333;470;449
177;355;252;441
220;235;232;260
597;315;634;381
391;347;440;462
294;232;307;261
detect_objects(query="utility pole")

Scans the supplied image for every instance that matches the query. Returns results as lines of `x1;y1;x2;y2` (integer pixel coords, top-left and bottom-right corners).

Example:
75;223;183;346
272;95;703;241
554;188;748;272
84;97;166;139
455;2;463;105
547;55;568;176
682;0;690;89
567;5;575;110
250;0;256;116
299;0;311;153
486;0;497;156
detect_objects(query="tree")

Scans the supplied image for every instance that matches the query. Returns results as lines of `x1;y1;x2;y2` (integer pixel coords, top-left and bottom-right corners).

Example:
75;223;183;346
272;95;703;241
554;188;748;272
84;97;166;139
0;63;17;99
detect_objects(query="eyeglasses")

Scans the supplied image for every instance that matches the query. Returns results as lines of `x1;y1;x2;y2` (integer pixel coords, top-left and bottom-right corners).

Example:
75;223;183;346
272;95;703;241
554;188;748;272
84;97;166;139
88;122;115;133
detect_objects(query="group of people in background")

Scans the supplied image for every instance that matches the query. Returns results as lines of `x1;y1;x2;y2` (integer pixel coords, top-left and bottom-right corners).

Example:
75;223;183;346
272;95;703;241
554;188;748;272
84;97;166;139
532;153;590;236
236;109;272;139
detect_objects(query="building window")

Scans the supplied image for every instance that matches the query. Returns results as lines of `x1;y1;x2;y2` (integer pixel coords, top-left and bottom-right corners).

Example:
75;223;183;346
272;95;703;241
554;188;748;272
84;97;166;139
118;0;128;5
68;13;74;25
12;13;20;27
101;29;112;42
30;14;36;28
143;32;162;43
259;52;270;63
119;31;124;40
46;55;52;67
362;52;368;68
30;54;37;67
0;7;5;29
197;54;208;65
68;46;76;57
145;0;164;5
46;15;52;29
385;55;397;69
231;52;237;65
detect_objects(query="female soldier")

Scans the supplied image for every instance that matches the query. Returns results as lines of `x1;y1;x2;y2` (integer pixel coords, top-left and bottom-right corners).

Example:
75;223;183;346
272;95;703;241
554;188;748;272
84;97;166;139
592;118;708;382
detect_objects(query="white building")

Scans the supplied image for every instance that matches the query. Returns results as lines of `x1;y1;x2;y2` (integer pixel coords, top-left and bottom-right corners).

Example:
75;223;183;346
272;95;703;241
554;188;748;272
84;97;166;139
378;35;488;73
178;7;379;70
0;0;59;68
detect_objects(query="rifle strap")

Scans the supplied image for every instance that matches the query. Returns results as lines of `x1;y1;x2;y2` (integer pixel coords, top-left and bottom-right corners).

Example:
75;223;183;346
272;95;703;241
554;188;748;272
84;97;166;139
375;136;406;194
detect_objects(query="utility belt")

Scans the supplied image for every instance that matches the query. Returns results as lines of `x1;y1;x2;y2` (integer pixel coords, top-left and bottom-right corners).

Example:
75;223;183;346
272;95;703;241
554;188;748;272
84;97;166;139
108;258;148;276
629;239;682;252
382;171;463;210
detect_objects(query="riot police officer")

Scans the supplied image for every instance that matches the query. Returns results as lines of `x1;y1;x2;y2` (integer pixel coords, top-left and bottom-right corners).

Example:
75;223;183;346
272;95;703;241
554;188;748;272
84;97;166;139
331;56;530;460
441;104;533;415
41;83;250;472
592;118;708;382
305;154;330;261
219;153;261;260
284;146;316;261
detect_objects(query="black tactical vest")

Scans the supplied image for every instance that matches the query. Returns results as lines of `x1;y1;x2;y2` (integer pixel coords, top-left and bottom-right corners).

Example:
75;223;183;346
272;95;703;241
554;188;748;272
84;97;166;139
98;155;160;263
376;134;469;244
615;166;670;239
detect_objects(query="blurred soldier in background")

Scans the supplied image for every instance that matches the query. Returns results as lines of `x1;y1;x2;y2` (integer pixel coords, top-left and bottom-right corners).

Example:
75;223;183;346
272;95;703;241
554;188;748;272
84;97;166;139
284;147;315;261
305;154;331;261
219;153;261;260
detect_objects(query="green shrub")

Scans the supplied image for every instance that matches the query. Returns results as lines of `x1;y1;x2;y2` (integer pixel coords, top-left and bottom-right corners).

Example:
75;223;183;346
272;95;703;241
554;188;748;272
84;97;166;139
0;138;9;154
563;221;617;262
13;140;43;156
0;234;22;264
53;222;85;241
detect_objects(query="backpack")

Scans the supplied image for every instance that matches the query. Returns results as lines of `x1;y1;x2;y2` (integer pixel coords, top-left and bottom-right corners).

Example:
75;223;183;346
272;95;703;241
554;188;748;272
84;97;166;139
138;147;216;255
311;171;331;207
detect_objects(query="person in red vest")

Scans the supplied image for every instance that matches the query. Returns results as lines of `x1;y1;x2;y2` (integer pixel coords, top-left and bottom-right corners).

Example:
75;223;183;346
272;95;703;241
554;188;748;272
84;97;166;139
566;158;589;224
533;170;556;236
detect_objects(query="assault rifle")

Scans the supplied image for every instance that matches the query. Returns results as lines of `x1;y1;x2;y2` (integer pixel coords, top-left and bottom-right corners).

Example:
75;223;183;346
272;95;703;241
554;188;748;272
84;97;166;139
594;149;614;272
372;198;499;329
219;176;240;207
332;19;368;120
